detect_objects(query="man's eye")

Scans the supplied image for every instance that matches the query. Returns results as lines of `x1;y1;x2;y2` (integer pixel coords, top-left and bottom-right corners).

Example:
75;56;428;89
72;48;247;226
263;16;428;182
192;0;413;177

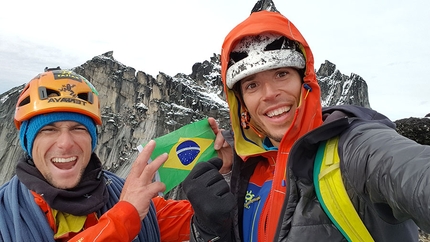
277;71;288;78
39;128;55;133
74;126;88;131
246;83;257;89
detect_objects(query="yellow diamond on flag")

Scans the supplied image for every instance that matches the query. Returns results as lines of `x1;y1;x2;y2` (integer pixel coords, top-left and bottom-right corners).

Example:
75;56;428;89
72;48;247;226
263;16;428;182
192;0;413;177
164;137;214;171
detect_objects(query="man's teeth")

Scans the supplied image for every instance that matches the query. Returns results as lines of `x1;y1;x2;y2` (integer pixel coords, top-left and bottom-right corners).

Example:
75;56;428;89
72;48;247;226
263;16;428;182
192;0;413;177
266;107;291;117
52;157;77;163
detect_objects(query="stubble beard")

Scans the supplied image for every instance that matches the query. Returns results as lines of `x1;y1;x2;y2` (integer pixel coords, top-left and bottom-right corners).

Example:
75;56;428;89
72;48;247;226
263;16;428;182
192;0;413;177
45;167;85;189
252;120;284;144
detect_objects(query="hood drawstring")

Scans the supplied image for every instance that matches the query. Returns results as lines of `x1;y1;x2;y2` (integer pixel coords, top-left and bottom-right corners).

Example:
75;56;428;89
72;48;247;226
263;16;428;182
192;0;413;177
303;83;312;100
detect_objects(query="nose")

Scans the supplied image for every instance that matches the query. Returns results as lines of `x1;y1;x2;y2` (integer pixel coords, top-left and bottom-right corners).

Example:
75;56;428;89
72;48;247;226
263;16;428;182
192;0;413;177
261;81;280;100
56;130;74;150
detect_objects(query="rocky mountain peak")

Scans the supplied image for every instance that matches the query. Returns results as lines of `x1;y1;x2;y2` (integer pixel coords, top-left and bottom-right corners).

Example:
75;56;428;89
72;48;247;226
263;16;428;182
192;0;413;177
0;51;426;186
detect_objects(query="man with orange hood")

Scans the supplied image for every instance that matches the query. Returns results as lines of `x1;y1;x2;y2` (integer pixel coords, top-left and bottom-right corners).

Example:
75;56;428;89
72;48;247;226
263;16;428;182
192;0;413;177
183;1;430;241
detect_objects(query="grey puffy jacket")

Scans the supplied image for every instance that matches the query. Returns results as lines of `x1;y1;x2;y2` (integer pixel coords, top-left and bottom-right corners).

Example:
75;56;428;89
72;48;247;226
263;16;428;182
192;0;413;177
222;105;427;241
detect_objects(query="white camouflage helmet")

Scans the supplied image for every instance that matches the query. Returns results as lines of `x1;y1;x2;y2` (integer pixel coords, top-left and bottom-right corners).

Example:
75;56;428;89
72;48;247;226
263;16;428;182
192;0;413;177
226;33;305;89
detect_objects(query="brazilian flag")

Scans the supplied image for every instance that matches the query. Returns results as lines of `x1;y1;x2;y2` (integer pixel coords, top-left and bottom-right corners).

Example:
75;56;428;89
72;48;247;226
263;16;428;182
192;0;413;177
139;119;217;193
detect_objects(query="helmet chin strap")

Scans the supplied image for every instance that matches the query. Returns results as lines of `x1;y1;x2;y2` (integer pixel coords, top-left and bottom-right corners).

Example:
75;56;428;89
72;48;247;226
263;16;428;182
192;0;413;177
249;122;264;138
241;110;264;138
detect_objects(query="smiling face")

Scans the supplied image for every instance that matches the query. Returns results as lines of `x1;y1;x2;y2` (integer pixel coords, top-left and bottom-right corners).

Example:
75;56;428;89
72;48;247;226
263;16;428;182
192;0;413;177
239;67;302;147
32;121;92;189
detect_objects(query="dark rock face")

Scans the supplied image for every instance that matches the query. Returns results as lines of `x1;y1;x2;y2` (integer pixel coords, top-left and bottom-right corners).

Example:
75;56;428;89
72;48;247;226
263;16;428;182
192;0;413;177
395;118;430;145
0;85;24;183
317;60;370;108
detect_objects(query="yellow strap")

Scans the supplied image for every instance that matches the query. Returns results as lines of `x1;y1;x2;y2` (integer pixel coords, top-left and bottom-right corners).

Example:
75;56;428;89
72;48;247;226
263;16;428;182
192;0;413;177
318;138;374;242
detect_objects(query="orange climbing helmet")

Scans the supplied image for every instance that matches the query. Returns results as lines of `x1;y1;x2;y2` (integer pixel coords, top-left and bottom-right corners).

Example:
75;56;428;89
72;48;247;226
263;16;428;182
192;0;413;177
14;67;102;129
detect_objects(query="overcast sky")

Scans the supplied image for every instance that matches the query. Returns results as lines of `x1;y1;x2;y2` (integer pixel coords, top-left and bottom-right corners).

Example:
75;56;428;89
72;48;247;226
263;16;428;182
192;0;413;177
1;0;429;121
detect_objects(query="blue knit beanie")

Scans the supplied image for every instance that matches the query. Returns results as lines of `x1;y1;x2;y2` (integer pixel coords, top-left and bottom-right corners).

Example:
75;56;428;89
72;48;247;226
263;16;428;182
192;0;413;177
19;112;97;157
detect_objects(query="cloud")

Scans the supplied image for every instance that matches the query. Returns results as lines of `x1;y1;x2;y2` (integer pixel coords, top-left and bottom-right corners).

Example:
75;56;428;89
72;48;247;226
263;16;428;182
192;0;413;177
1;0;429;121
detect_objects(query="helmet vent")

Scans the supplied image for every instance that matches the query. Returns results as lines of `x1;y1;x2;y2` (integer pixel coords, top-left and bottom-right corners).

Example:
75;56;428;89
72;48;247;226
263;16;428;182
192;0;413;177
78;92;94;104
38;87;60;100
266;36;287;50
18;96;30;107
228;52;248;68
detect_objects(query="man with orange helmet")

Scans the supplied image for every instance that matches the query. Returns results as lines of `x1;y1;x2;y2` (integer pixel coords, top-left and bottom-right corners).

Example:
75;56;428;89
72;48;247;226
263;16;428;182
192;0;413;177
0;67;192;241
182;1;430;241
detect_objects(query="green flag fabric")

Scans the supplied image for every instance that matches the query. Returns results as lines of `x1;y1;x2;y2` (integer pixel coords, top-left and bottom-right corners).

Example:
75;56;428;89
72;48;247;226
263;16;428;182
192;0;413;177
138;119;217;193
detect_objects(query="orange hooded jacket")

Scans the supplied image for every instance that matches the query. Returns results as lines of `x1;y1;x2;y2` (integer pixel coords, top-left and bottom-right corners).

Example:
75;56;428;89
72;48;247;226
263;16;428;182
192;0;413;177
220;10;323;241
33;192;192;242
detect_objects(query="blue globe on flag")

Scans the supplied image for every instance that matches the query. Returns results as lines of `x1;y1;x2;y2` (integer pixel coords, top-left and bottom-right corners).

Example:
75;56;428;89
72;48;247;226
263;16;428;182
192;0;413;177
176;140;200;166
